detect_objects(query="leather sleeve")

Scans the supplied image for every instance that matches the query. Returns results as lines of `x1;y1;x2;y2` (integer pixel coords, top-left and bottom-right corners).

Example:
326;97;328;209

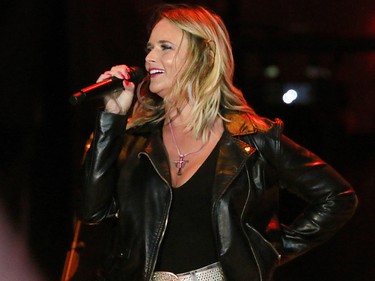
78;111;128;224
254;119;358;263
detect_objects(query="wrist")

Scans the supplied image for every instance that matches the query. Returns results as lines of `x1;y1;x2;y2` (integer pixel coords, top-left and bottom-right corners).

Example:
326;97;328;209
104;108;127;115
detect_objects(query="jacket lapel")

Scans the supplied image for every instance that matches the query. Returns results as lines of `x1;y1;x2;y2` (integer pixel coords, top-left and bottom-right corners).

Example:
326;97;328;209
211;112;259;201
212;131;256;202
142;130;172;186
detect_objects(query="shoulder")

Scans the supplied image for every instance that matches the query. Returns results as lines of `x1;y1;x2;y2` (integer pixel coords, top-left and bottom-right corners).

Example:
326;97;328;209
223;111;287;163
223;110;284;138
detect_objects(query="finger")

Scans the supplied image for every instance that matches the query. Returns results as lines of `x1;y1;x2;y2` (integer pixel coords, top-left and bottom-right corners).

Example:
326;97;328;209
111;65;131;80
96;71;112;83
123;79;135;90
97;64;131;83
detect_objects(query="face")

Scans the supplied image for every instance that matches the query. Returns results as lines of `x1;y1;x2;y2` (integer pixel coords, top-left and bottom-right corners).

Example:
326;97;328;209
145;18;189;98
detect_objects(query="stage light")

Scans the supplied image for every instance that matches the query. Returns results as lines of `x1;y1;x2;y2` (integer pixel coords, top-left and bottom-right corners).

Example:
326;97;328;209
282;89;298;104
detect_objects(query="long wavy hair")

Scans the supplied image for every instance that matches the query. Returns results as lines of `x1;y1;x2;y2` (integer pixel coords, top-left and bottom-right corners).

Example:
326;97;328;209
128;4;266;140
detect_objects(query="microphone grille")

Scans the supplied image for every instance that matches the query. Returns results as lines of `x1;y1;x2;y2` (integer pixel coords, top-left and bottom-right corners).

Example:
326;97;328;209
129;66;145;84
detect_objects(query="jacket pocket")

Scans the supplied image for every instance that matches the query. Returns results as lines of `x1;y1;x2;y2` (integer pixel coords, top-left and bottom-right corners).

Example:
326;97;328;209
244;223;281;278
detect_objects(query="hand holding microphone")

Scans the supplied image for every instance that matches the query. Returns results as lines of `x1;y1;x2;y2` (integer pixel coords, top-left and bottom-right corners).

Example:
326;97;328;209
70;65;145;115
99;65;137;115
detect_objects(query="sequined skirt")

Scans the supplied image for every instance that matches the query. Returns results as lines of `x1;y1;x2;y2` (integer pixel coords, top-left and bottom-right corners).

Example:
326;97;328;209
152;262;225;281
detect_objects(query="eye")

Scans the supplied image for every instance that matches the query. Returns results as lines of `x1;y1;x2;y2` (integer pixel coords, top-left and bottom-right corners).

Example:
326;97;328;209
145;46;152;54
160;43;173;51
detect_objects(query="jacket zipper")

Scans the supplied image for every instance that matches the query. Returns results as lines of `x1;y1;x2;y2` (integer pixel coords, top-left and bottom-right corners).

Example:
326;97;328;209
241;165;264;281
138;152;172;281
245;223;281;261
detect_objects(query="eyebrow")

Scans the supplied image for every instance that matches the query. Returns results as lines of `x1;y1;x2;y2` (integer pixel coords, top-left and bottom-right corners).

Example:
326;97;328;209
146;40;173;47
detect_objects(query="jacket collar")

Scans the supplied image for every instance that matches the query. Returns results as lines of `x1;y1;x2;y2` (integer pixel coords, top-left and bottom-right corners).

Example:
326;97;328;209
137;111;257;194
223;111;258;136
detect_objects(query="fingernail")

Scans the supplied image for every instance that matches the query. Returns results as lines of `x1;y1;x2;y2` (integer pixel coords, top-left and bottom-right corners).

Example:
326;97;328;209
125;80;130;86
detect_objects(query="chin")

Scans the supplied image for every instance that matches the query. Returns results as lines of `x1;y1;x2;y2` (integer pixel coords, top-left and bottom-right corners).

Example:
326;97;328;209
150;87;168;98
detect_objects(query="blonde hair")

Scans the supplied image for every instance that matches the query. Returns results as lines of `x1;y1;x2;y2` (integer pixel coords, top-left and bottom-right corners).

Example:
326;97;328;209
129;4;266;140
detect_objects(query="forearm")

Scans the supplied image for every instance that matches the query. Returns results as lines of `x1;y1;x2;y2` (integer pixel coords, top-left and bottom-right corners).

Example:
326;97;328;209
78;111;128;223
277;135;358;262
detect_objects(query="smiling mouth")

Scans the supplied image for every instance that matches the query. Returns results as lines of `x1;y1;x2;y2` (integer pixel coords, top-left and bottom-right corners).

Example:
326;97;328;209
149;69;165;76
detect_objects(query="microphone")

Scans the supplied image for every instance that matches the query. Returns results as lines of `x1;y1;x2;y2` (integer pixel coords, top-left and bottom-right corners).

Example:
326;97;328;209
69;66;145;105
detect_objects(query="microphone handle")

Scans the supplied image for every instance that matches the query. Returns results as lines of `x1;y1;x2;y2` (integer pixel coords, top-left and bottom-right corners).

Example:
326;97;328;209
69;66;145;106
69;77;124;106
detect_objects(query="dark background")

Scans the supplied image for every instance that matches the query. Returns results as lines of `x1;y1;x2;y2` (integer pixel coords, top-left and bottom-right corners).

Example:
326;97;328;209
1;0;374;280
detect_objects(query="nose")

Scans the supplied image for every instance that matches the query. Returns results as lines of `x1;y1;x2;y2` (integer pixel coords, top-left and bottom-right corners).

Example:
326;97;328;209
145;49;156;63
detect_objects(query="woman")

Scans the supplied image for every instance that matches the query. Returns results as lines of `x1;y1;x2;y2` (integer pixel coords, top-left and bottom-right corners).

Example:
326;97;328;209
79;4;357;281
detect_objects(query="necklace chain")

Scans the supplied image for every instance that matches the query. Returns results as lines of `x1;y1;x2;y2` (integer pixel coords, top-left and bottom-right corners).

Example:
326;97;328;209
168;120;207;176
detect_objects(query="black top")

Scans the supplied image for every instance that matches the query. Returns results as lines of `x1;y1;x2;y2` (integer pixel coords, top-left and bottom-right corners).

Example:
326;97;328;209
155;141;220;273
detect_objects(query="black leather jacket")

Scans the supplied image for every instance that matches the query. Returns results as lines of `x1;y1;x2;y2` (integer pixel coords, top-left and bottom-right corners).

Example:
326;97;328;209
79;111;357;281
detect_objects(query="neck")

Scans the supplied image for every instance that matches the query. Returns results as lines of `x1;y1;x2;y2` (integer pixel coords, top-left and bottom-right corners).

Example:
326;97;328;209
165;103;192;127
164;103;224;142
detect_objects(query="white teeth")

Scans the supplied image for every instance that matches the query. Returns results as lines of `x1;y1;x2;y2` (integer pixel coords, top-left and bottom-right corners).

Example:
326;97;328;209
149;69;164;75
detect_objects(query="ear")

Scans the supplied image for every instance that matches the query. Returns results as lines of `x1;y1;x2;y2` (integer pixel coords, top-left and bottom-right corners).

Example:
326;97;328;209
208;49;215;66
204;39;215;66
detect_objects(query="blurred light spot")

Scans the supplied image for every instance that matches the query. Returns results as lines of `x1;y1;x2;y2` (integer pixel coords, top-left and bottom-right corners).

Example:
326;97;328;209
263;65;280;79
282;89;298;104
